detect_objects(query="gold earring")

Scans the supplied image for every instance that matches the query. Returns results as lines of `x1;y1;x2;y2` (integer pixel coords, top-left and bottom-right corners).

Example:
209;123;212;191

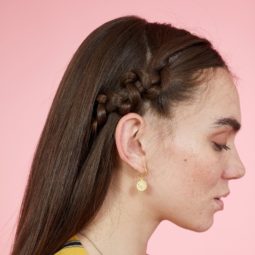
136;164;148;192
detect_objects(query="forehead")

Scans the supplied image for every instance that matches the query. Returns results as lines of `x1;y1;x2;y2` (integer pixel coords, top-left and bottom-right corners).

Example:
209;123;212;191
199;68;240;119
171;68;241;130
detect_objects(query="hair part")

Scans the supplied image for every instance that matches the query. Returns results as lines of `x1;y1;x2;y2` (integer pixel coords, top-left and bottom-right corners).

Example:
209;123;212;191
11;15;230;255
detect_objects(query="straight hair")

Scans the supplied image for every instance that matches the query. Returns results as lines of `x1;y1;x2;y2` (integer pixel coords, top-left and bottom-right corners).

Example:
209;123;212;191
10;15;230;255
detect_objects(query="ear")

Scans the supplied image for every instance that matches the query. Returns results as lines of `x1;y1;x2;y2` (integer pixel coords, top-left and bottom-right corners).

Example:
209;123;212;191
114;113;146;174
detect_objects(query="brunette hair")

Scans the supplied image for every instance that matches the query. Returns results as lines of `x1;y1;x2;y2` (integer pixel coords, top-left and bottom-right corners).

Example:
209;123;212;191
11;15;231;255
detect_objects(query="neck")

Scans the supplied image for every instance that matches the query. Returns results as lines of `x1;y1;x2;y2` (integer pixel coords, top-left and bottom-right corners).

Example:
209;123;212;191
77;170;160;255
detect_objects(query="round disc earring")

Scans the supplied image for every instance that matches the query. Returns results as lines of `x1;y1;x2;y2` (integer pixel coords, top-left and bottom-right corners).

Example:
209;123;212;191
136;164;148;192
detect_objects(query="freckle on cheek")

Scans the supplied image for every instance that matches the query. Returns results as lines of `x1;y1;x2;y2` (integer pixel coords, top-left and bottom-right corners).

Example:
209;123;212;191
183;158;188;162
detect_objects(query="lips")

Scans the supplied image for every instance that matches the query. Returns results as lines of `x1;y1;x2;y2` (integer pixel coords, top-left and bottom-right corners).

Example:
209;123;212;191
213;191;230;210
214;191;230;199
214;198;224;209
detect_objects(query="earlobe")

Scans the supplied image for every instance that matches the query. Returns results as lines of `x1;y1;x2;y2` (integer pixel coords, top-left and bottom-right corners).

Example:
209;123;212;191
114;113;146;174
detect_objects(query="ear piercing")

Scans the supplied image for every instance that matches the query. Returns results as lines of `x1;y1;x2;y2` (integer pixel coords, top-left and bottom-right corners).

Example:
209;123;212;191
136;162;148;192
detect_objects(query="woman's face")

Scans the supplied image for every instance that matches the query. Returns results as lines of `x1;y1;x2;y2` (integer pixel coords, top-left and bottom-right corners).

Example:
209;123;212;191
144;68;246;232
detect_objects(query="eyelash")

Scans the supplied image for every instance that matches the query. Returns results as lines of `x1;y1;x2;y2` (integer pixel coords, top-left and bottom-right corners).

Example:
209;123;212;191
212;142;231;152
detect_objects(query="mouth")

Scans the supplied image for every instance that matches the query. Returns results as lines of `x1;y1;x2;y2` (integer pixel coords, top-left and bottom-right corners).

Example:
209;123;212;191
213;191;230;210
214;198;224;210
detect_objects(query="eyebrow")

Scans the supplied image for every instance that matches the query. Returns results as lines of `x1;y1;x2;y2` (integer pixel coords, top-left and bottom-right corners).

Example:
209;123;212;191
212;117;241;133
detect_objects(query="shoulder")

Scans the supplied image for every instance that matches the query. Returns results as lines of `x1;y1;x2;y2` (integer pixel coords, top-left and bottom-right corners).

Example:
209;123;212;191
54;235;89;255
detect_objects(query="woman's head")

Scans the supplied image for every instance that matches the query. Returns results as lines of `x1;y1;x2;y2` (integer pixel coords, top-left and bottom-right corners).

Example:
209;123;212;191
11;15;245;255
115;68;245;234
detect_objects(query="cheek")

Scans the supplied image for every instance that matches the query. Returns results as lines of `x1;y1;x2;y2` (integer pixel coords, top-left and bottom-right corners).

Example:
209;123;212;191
159;145;222;200
147;133;222;207
184;154;222;197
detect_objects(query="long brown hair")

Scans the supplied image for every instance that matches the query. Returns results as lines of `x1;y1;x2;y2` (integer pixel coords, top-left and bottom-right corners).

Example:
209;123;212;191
10;15;231;255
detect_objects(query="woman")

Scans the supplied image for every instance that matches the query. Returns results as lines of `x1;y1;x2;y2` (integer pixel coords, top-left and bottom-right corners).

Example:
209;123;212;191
10;15;245;255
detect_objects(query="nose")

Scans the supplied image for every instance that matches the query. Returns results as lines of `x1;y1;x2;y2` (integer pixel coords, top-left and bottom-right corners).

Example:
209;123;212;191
222;149;246;180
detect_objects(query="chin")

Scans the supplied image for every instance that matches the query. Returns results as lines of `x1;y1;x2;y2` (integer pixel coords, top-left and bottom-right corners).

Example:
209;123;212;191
190;222;213;232
173;216;214;233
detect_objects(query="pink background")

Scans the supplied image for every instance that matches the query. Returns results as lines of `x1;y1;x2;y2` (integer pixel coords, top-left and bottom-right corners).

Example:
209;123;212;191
1;1;254;254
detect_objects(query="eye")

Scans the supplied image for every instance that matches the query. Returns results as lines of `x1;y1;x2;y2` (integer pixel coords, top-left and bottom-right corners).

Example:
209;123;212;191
212;142;231;152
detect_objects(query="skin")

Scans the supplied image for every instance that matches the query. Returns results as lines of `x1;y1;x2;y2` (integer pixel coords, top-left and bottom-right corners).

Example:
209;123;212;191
77;67;246;255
